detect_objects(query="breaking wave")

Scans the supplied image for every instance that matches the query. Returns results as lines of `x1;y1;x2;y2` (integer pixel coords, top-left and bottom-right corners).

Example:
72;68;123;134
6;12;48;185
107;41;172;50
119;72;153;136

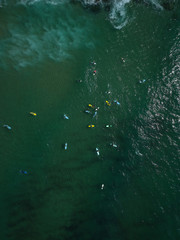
109;0;131;30
0;0;166;68
80;0;164;29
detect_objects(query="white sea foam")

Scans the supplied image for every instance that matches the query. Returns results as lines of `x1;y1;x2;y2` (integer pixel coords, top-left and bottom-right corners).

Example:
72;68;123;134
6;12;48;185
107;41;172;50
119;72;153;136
144;0;163;10
81;0;103;5
18;0;69;6
109;0;164;30
0;2;94;68
1;0;164;31
0;0;165;69
81;0;163;30
109;0;131;30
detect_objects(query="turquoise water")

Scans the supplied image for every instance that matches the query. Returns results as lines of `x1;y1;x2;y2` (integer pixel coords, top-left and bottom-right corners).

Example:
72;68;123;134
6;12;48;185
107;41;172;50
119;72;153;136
0;1;180;239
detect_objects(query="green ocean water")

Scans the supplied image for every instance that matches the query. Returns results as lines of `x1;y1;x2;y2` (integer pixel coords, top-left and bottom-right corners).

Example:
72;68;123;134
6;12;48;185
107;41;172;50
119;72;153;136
0;1;180;239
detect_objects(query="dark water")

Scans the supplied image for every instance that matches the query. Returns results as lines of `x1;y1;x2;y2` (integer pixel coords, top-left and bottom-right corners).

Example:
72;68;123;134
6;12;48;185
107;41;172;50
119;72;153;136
0;0;180;239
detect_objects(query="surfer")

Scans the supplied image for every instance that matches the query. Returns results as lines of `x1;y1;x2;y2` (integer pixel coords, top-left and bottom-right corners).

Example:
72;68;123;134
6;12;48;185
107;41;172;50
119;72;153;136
96;148;100;156
64;143;67;150
139;79;146;83
19;170;28;174
114;100;120;105
3;124;11;130
91;61;96;65
64;114;69;120
77;79;82;83
101;184;104;190
106;100;111;106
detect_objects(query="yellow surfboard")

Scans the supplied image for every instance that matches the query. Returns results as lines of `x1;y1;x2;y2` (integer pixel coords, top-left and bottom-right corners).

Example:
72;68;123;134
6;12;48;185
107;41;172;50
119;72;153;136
30;112;37;116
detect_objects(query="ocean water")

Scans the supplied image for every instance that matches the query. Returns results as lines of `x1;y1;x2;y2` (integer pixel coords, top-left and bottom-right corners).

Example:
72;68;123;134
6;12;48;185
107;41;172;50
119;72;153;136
0;0;180;239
